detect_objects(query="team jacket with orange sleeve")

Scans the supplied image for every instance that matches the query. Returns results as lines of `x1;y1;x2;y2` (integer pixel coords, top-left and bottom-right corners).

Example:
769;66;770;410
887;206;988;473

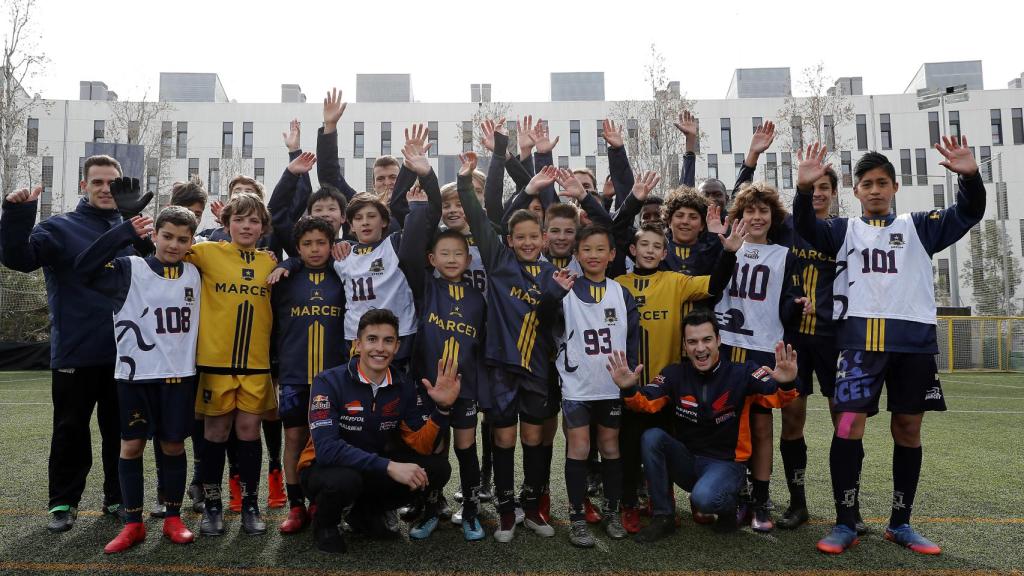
297;358;449;476
622;359;799;462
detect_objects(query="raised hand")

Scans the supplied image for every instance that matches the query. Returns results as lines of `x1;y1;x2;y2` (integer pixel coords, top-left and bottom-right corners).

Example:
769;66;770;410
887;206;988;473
602;119;624;149
283;119;301;152
525;165;559;195
796;142;831;190
706;203;726;235
210;200;224;221
421;355;462;410
795;296;812;316
287;151;317;175
750;121;775;155
768;341;798;384
605;350;644;390
552;268;576;291
674;110;698;140
407;184;426;204
110;176;154;219
130;215;155;238
5;185;42;204
936;135;979;177
719;218;748;253
517;115;536;153
265;267;290;285
332;241;352;261
458;151;478;176
533;119;559;154
403;124;433;177
555;168;586;200
631;171;661;201
480;117;506;153
323;88;347;130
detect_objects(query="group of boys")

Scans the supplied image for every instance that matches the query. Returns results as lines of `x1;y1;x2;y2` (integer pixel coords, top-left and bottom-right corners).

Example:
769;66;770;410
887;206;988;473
0;85;986;559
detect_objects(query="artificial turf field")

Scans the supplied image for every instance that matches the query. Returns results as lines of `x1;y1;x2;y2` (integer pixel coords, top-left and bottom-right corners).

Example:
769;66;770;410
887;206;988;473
0;370;1022;576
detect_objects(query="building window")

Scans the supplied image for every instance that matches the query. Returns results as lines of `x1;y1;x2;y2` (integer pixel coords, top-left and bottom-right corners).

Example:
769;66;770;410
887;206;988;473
585;155;597;182
354;122;364;158
937;258;950;297
146;158;158;195
381;122;392;156
708;153;718;180
428;122;438;158
821;115;835;150
720;118;732;154
915;149;928;186
669;154;679;182
996;183;1008;220
78;156;85;183
949;111;960;139
161;121;173;157
176;121;188;159
365;158;375;192
570;120;581;156
254;158;265;183
766;152;777;188
856;114;868;150
693;118;701;155
93;120;105;143
40;155;53;219
627;118;639;156
752;117;762;132
222;122;233;158
928;112;940;146
791;116;803;152
596;120;606;155
900;149;912;185
734;153;744;177
462;121;473;153
933;184;945;208
26;118;38;155
649;118;660;155
841;151;853;187
188;158;199;179
242;122;254;159
1012;108;1023;145
208;158;220;198
980;146;992;182
781;152;792;189
880;114;891;150
1020;220;1024;256
558;155;569;170
991;109;1003;146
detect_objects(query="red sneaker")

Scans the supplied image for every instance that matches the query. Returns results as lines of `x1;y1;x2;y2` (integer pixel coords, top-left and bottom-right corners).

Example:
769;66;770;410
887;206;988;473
583;497;603;524
267;469;287;509
104;522;146;554
279;504;310;534
228;474;242;513
161;516;194;544
538;493;551;524
621;506;641;534
690;496;717;525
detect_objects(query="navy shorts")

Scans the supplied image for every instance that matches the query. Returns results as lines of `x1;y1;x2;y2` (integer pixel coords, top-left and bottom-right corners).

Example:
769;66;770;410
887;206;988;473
486;368;552;428
721;345;776;414
118;377;194;442
833;350;946;416
562;399;622;430
279;384;310;429
451;397;479;430
795;334;838;398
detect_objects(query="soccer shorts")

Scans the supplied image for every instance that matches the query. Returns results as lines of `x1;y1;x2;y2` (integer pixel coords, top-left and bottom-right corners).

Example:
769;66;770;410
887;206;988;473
832;350;946;416
562;399;622;430
195;372;276;416
795;334;838;398
279;384;311;429
450;397;479;430
117;377;194;442
486;368;551;428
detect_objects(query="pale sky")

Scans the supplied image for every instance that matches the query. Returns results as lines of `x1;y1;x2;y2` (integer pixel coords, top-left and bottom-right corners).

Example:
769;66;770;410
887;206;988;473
12;0;1022;103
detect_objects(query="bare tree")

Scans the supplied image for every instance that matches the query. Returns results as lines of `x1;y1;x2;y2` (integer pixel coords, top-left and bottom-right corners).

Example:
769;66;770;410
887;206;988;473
0;0;48;198
107;93;177;217
217;147;254;197
775;62;855;211
608;44;701;197
461;100;518;203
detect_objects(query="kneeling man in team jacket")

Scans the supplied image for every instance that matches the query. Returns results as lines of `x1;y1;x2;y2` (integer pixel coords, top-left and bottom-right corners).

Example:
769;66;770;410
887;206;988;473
296;309;459;553
607;309;799;543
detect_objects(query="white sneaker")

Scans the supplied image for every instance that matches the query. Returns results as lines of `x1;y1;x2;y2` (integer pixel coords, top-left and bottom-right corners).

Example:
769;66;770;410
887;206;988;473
451;504;463;525
524;513;555;537
494;514;516;543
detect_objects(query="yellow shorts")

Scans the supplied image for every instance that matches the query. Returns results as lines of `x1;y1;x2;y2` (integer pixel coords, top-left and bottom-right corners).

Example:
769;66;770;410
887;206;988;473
195;373;277;416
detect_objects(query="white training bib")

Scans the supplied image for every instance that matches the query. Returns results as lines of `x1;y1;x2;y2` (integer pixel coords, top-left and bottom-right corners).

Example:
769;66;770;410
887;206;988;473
335;236;418;339
113;257;201;381
715;242;788;353
833;215;936;325
556;280;629;401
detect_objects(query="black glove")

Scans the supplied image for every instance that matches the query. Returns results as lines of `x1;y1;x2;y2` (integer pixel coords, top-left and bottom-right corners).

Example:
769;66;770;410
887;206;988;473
110;177;154;219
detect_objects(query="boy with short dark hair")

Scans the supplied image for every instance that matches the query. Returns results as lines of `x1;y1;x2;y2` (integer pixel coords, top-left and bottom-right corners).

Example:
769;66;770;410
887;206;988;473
74;206;202;553
796;138;985;555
